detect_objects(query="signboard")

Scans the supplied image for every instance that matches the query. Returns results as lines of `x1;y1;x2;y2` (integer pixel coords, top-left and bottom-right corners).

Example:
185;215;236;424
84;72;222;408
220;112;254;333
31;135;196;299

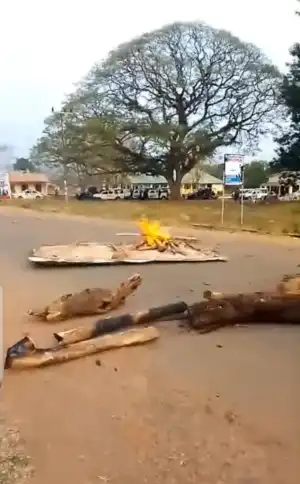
0;172;11;199
224;154;244;186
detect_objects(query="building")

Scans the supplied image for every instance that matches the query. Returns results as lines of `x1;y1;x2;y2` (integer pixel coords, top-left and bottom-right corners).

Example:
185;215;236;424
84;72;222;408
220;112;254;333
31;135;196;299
128;174;168;188
181;169;223;195
263;173;300;196
9;172;50;196
128;171;223;195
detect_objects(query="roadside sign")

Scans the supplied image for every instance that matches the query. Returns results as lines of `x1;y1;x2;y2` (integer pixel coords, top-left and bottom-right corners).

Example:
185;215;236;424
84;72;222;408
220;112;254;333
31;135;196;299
221;154;245;226
224;154;244;186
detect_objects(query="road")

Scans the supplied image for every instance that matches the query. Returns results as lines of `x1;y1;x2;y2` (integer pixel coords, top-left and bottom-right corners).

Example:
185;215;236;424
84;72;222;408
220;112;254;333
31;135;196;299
1;208;300;484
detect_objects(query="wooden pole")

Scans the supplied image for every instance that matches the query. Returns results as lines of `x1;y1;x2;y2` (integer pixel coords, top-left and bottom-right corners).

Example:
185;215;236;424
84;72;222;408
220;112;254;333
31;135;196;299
5;327;159;370
53;301;188;345
116;233;198;242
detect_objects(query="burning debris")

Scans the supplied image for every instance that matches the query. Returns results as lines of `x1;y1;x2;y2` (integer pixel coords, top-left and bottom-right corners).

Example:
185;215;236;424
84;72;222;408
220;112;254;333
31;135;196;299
4;274;300;371
135;220;200;254
28;220;228;265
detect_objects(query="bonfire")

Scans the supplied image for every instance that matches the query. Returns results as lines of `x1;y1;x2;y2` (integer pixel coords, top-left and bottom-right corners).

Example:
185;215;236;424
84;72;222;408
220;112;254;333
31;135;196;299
135;219;192;253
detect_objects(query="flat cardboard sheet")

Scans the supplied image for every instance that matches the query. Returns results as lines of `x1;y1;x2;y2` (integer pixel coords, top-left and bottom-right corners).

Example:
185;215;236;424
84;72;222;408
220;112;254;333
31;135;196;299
28;242;228;265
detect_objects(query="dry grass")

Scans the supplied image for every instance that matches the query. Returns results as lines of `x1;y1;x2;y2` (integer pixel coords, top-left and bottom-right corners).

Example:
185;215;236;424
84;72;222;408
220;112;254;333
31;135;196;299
3;198;300;235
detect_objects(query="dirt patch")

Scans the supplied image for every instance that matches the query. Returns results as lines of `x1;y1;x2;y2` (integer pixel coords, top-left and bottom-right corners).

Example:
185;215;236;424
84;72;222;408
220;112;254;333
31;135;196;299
0;413;33;483
2;198;300;236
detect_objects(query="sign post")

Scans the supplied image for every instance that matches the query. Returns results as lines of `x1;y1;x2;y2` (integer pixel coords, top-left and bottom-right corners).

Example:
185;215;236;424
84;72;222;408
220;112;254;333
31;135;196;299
221;154;244;225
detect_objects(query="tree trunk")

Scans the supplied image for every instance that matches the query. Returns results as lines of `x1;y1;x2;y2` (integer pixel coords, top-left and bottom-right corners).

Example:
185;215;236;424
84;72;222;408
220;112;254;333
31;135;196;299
169;177;182;200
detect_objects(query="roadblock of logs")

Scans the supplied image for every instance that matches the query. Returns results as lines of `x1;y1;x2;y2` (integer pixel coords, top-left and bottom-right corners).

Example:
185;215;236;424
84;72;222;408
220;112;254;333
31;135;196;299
5;273;300;370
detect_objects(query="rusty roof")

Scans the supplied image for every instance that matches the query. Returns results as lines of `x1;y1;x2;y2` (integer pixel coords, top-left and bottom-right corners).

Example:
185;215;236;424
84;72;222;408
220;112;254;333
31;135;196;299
9;172;50;184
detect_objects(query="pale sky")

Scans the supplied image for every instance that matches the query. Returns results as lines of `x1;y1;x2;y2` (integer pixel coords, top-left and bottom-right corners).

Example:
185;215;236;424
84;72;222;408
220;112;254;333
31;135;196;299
0;0;299;160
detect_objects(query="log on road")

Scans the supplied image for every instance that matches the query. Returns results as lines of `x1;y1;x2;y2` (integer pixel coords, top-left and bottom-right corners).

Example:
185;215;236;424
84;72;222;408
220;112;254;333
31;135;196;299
5;326;159;370
185;291;300;333
54;301;188;345
28;273;142;322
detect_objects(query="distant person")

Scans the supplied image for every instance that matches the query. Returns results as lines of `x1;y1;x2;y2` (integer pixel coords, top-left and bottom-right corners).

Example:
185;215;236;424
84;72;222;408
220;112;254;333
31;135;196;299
233;189;239;202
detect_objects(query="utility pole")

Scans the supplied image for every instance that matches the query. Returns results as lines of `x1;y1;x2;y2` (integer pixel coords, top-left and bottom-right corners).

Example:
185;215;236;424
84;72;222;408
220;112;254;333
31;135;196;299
51;106;72;203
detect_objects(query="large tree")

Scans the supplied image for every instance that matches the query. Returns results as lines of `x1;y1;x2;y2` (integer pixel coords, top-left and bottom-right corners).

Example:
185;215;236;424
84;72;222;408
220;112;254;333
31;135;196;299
73;22;281;198
272;43;300;173
272;3;300;178
30;105;123;180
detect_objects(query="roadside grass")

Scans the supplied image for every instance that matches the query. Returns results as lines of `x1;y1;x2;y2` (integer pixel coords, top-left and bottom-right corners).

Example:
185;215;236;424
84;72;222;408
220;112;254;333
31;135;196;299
2;198;300;236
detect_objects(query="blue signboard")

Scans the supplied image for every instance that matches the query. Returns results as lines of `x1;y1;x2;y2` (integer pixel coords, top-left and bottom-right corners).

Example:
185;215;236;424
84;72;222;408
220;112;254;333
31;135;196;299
224;154;244;186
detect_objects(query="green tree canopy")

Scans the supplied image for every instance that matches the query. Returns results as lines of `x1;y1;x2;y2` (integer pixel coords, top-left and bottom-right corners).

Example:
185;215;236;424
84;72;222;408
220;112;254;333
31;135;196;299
243;160;270;188
33;21;281;199
272;6;300;178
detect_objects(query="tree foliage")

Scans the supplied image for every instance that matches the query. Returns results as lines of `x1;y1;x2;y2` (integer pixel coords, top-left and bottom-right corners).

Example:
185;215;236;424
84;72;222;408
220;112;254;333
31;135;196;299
33;21;281;198
243;160;270;188
13;157;37;172
272;43;300;173
272;6;300;180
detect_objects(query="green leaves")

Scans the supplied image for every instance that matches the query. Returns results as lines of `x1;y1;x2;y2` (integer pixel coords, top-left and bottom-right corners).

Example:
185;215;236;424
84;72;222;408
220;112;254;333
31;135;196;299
273;40;300;172
33;21;281;199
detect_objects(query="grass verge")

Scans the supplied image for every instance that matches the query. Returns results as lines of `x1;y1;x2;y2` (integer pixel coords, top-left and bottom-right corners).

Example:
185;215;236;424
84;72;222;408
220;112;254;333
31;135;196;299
2;198;300;236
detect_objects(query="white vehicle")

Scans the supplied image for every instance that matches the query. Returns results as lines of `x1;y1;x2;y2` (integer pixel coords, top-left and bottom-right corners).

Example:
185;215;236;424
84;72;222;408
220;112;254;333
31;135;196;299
147;189;168;200
239;188;267;201
132;189;141;199
93;188;125;200
16;189;44;199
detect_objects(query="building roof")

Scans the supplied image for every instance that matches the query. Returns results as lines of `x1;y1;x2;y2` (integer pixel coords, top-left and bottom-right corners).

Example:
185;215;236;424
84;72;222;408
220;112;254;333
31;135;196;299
182;170;223;185
128;171;223;185
128;174;168;185
9;171;50;184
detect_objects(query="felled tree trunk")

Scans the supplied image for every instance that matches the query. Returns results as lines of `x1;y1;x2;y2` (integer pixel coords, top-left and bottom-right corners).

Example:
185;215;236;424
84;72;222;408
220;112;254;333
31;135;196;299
5;327;159;370
54;301;188;345
185;291;300;333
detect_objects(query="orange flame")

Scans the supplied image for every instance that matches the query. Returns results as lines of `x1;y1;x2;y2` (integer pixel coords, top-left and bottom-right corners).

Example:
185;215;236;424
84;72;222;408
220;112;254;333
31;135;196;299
139;219;172;248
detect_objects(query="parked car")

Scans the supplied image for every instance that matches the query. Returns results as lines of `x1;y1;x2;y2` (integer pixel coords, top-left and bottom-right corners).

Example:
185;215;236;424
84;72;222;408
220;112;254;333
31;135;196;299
75;190;96;201
187;188;217;200
239;188;268;202
147;189;169;200
132;189;141;199
15;189;44;199
93;188;126;200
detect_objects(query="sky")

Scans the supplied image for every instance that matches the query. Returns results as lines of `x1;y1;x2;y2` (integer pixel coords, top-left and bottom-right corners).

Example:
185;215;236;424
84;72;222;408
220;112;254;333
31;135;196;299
0;0;299;163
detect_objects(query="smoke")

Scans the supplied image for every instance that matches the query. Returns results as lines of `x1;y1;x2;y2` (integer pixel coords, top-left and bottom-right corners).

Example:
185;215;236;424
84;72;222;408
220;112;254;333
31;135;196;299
0;145;14;171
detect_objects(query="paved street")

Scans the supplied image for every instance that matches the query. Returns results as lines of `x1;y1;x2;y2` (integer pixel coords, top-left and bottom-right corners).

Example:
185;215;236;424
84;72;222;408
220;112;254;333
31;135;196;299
1;208;300;484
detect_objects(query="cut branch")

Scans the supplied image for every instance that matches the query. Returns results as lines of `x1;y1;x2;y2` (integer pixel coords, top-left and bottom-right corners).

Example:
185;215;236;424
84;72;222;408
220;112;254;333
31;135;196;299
28;273;142;322
5;327;159;370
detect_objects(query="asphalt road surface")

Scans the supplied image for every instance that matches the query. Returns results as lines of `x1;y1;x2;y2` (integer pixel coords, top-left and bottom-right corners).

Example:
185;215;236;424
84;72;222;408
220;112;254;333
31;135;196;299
1;208;300;484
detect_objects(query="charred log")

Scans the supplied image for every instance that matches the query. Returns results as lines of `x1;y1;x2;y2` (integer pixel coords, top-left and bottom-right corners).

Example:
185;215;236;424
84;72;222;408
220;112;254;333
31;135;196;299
54;301;188;345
